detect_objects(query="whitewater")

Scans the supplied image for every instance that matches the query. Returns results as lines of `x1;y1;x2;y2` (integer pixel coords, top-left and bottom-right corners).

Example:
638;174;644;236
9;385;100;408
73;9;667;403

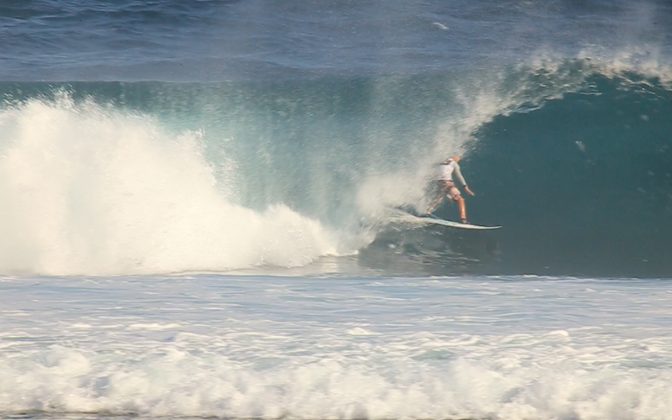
2;275;672;419
1;1;672;419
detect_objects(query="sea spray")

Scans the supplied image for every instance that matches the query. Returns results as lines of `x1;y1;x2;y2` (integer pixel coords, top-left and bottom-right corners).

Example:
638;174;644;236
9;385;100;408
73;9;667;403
0;53;671;276
0;96;342;275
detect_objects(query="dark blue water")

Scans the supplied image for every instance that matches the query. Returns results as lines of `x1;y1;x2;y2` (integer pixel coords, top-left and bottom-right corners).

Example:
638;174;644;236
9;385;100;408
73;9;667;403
1;0;672;277
2;0;672;81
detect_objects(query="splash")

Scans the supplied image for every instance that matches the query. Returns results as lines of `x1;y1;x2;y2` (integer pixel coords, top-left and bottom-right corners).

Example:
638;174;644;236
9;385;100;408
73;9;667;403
0;95;343;275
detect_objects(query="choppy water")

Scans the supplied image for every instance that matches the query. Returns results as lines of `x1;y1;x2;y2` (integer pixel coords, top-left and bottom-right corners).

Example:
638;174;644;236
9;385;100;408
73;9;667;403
2;275;672;419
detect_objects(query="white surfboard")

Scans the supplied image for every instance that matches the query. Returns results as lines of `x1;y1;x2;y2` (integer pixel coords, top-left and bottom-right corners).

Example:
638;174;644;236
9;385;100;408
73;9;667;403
387;208;501;230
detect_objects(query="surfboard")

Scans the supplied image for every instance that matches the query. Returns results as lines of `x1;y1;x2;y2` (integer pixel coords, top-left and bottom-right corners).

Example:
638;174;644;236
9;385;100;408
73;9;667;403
387;208;501;230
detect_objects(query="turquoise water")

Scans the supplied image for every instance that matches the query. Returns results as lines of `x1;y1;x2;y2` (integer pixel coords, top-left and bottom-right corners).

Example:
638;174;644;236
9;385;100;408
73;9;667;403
1;67;670;276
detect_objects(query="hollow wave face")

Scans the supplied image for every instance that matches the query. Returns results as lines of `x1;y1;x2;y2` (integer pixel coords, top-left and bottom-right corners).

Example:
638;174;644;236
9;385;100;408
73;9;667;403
465;68;672;276
0;51;671;277
0;95;341;275
359;56;672;277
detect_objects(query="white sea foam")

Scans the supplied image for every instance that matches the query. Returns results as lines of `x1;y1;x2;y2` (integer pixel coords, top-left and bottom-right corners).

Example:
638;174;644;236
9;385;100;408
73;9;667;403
0;96;346;275
1;275;671;419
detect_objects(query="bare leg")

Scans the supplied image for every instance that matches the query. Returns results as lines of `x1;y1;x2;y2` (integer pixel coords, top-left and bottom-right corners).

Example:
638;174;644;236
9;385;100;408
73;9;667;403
456;196;468;223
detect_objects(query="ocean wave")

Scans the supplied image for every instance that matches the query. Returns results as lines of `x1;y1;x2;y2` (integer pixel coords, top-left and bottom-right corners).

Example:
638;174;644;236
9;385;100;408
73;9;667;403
0;51;671;276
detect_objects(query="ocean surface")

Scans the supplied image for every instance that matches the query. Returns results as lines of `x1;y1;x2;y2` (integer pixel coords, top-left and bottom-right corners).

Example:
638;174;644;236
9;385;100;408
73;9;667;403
1;0;672;419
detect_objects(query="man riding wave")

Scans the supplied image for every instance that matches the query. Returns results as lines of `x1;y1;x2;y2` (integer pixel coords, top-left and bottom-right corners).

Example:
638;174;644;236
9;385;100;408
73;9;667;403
426;156;475;224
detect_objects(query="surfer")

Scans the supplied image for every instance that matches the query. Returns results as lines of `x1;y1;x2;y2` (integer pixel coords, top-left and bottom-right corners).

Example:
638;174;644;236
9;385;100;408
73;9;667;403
426;156;475;223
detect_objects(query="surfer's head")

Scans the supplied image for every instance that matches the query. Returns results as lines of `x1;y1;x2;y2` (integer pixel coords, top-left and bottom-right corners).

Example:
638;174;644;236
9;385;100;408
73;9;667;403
452;155;461;163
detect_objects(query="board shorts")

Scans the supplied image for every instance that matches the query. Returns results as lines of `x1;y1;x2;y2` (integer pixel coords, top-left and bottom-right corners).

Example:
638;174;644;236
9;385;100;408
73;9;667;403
436;179;461;201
